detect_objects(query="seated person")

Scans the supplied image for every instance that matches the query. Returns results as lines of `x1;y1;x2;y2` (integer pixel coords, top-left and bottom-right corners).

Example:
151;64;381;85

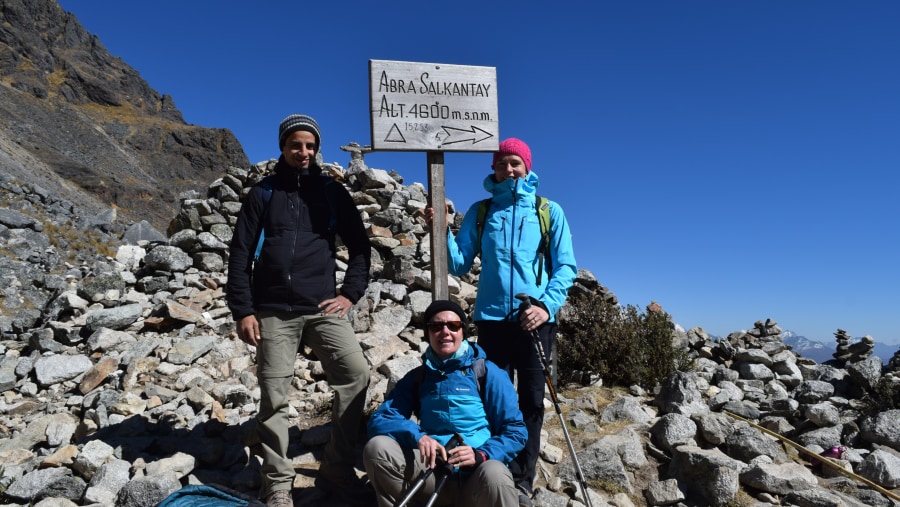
364;300;527;507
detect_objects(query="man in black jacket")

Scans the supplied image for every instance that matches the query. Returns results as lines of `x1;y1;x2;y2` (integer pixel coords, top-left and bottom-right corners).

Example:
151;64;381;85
227;114;372;507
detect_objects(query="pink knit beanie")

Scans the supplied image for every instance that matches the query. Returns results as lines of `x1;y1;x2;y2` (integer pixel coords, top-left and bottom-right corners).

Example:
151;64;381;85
492;138;532;172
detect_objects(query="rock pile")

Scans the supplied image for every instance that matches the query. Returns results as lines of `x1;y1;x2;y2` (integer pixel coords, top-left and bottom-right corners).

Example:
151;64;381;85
834;328;877;366
1;156;899;507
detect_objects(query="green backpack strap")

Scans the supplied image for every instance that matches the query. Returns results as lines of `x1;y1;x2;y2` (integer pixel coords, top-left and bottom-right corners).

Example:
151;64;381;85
536;195;551;285
475;195;552;285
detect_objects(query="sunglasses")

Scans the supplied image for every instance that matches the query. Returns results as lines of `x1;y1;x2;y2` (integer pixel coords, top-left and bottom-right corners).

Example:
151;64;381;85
426;321;464;333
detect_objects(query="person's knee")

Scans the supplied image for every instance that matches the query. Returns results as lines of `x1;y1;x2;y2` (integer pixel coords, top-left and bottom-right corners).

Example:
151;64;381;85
364;435;395;462
326;350;370;389
475;460;514;486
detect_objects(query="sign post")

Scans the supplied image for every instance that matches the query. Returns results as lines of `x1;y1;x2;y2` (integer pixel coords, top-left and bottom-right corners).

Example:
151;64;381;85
369;60;498;300
427;151;448;299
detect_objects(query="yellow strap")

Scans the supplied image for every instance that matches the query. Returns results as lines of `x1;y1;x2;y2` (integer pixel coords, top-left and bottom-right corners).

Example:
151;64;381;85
724;411;900;501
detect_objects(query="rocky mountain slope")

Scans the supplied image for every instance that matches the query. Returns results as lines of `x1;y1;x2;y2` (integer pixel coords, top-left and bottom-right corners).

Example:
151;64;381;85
0;0;248;232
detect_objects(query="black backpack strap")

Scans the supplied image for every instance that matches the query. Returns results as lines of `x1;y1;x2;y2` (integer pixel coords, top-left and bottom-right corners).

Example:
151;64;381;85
411;365;426;418
471;357;487;397
319;174;338;233
253;175;276;262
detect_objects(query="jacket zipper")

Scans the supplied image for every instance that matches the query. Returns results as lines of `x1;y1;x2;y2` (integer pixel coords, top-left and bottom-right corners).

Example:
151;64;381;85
288;173;301;309
508;180;518;318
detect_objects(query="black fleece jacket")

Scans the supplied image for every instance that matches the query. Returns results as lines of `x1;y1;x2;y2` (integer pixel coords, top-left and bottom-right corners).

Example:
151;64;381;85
226;158;371;321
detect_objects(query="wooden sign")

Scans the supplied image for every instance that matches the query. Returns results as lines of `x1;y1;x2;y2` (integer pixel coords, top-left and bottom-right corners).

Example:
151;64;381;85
369;59;499;152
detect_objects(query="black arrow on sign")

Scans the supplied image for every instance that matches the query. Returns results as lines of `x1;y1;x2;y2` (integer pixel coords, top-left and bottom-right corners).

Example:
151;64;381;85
439;126;495;145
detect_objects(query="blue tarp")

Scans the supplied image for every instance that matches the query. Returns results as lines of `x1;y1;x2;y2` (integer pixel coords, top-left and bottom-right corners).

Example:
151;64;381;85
157;484;265;507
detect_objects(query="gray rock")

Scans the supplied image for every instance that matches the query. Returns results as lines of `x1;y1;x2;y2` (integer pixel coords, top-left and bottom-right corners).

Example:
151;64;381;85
793;380;835;403
559;444;632;494
121;220;166;245
83;458;131;504
739;462;818;495
651;413;698;453
804;402;840;427
166;335;218;365
0;208;40;229
860;410;900;451
645;478;685;506
531;487;570;507
693;412;735;446
725;424;785;462
737;362;775;381
114;475;183;507
595;427;648;469
72;439;115;480
856;449;900;488
601;396;653;424
654;371;709;417
5;467;73;503
796;425;843;450
783;488;851;507
143;245;193;272
87;327;137;353
670;446;744;506
33;354;93;387
84;304;144;333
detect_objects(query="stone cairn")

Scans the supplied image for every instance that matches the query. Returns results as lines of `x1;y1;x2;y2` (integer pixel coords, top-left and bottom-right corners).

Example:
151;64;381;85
835;329;877;367
1;155;899;507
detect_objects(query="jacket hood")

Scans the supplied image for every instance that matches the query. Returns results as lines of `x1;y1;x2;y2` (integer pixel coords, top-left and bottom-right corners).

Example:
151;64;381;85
482;171;540;205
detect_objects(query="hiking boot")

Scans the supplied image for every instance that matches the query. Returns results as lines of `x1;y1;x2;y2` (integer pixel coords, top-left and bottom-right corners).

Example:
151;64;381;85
517;485;534;507
265;489;292;507
315;463;375;505
518;492;534;507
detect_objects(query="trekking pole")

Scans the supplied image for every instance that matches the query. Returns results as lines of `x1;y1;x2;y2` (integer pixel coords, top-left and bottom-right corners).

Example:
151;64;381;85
394;433;464;507
422;433;463;507
394;469;430;507
423;464;452;507
516;293;594;507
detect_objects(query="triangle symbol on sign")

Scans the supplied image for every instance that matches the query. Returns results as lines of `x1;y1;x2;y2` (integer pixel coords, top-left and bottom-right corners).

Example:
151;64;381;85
384;124;406;143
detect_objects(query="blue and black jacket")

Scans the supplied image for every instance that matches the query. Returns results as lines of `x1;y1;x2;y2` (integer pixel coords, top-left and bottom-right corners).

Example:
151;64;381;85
367;341;526;465
227;157;371;320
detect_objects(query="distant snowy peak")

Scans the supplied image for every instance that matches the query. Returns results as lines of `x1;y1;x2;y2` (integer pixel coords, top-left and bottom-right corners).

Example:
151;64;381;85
782;331;833;363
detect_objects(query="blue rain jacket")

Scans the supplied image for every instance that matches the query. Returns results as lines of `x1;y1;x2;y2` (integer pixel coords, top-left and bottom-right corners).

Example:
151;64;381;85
367;341;526;465
447;171;577;322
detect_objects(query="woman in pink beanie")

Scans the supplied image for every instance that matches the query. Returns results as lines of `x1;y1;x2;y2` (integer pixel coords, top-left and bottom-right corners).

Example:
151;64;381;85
428;137;578;507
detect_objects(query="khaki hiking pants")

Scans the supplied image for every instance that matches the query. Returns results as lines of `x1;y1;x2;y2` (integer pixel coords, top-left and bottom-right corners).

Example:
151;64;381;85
256;311;369;496
363;435;518;507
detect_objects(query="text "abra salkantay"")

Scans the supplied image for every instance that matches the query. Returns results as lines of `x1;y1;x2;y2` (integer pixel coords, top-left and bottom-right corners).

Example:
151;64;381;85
378;71;492;97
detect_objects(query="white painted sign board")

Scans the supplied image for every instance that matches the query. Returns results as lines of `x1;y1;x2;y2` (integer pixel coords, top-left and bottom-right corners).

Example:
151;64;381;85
369;59;498;152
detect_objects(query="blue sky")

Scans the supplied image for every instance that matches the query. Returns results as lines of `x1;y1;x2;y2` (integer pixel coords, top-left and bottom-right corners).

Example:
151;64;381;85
57;1;900;346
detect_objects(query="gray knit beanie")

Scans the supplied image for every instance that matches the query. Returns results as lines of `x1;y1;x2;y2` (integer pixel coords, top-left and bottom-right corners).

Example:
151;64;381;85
278;114;321;152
